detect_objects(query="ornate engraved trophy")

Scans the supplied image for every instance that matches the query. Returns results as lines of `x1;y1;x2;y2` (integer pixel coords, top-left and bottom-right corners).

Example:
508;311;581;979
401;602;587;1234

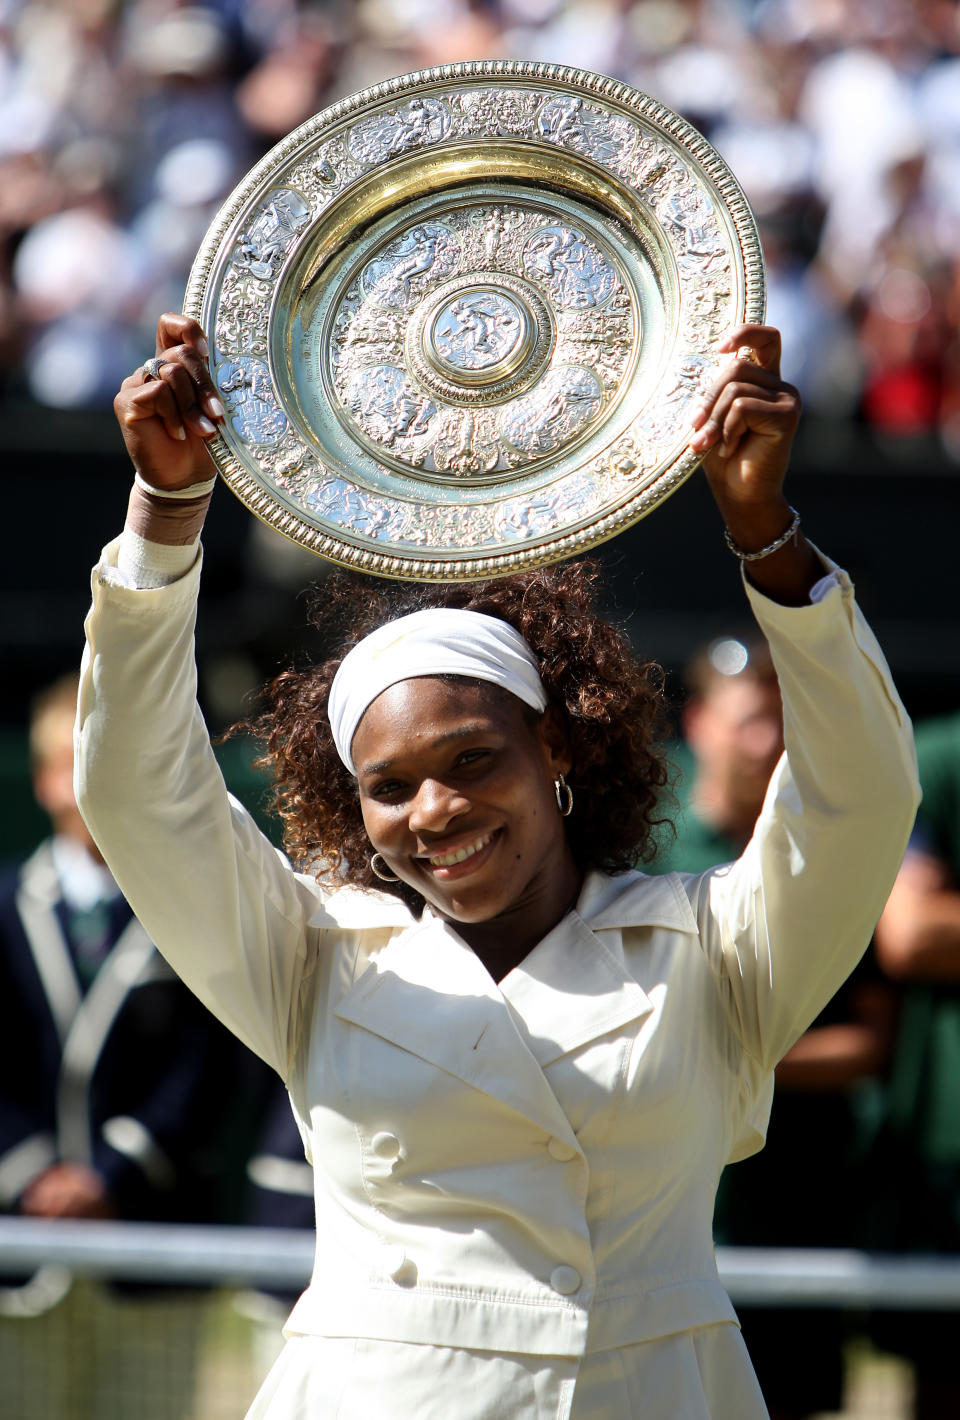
185;62;764;581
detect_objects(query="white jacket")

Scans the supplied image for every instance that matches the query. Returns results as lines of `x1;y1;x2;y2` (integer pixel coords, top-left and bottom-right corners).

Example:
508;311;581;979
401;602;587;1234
75;541;919;1418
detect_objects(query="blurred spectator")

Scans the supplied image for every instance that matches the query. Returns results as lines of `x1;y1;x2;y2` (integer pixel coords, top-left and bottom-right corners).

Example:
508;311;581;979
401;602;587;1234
653;634;896;1420
234;9;341;141
872;709;960;1420
655;633;783;872
0;673;237;1420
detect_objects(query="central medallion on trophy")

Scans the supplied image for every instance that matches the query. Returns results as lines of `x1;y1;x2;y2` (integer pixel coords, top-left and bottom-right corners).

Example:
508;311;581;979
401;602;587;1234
327;200;638;480
426;288;531;385
409;273;553;407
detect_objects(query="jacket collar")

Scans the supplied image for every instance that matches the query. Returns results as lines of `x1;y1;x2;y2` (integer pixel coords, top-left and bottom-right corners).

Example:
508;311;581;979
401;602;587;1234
575;867;699;934
307;882;414;931
334;869;696;1134
335;911;579;1142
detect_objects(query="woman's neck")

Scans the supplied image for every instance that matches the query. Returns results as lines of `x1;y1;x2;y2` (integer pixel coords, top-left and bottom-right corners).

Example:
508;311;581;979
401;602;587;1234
451;867;584;982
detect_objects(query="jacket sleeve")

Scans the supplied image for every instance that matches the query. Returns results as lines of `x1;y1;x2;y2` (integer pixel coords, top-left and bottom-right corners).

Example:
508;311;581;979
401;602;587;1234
75;538;325;1082
683;559;920;1072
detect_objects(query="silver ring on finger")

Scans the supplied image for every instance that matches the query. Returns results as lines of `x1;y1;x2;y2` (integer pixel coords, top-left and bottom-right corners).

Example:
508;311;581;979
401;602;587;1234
141;356;167;381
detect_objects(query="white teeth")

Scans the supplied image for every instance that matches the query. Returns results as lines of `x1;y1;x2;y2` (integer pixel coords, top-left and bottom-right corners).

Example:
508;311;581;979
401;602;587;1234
429;833;492;868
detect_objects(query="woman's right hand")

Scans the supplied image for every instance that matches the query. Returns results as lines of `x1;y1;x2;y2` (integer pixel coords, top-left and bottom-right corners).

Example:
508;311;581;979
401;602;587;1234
114;313;224;490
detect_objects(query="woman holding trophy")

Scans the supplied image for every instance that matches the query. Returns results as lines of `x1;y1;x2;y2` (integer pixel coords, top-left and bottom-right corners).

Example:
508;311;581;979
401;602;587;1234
73;48;916;1420
71;301;918;1419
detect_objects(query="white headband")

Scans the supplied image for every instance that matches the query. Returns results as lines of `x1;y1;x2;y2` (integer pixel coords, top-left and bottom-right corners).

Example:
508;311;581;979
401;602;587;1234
328;607;549;774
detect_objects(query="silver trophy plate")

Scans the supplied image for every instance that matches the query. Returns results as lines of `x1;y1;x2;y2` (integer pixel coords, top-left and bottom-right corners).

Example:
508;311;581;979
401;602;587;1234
185;61;764;581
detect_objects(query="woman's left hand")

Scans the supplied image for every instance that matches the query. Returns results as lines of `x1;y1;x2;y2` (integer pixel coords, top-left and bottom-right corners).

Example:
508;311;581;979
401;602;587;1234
690;324;800;511
689;323;821;604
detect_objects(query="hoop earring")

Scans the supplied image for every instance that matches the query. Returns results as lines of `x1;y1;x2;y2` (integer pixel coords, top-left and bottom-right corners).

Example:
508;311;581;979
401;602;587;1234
370;852;400;882
554;773;573;818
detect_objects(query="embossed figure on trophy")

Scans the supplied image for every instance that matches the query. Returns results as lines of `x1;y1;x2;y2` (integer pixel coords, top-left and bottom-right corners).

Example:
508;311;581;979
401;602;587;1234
494;494;557;540
311;480;394;537
446;301;498;358
662;358;710;411
390;97;449;155
233;189;310;281
360;224;453;307
434;295;520;371
659;183;726;272
524;226;615;309
217;358;288;445
349;366;435;448
502;368;603;456
455;411;476;463
540;374;601;441
433;409;500;476
525;227;577;281
350;98;451;165
535;95;633;165
482;208;507;264
273;442;308;489
235;232;285;282
386;227;445;301
392;97;431;151
537;95;584;145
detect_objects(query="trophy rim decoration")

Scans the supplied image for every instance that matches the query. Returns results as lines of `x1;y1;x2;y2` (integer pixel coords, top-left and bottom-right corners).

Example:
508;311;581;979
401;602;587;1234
184;60;765;582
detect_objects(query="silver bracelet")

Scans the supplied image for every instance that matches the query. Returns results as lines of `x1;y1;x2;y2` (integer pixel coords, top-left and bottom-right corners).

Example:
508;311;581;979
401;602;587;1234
724;506;801;562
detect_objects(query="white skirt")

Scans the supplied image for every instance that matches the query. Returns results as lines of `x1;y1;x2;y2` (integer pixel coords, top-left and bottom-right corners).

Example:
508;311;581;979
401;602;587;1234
245;1323;769;1419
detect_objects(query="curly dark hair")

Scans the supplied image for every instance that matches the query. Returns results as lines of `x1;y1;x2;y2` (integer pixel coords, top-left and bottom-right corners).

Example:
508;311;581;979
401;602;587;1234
239;559;670;914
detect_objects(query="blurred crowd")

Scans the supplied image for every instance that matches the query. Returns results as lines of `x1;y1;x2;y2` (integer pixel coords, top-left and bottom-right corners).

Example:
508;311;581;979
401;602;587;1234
1;0;960;454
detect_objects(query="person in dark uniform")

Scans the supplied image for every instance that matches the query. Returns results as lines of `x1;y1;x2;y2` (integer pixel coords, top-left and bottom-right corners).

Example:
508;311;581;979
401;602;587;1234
0;673;236;1420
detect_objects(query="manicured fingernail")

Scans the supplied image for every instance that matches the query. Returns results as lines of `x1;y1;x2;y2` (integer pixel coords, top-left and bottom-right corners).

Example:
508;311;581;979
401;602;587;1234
205;395;225;419
197;336;209;358
689;428;711;450
197;414;217;436
173;424;187;441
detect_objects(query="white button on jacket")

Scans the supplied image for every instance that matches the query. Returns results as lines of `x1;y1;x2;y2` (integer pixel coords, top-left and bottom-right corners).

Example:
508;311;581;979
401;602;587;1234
370;1131;402;1161
76;542;920;1419
550;1266;582;1296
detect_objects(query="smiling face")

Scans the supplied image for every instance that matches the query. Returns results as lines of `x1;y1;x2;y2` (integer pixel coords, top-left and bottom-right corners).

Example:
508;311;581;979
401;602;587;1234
351;676;580;960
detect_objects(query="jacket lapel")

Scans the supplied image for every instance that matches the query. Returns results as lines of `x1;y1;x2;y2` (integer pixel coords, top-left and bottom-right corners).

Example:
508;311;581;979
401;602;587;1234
499;909;653;1068
58;920;156;1164
334;870;700;1135
16;842;82;1042
334;914;579;1144
498;871;699;1068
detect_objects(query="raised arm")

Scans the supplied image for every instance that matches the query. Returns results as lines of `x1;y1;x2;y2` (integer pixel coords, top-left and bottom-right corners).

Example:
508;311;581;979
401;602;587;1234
682;325;920;1068
76;317;324;1079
